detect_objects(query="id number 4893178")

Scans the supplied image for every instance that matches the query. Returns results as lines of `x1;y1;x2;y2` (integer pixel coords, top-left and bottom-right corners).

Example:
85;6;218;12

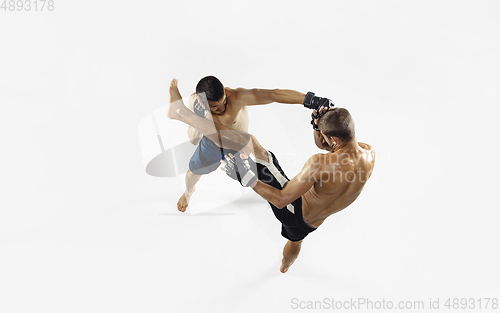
1;0;54;11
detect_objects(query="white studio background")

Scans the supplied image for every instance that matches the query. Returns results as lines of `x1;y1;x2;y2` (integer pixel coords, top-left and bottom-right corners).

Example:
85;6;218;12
1;0;499;312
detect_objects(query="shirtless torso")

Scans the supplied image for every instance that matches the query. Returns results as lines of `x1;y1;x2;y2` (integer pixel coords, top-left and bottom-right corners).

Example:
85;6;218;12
180;85;305;212
167;78;375;272
187;88;250;144
187;85;375;230
301;142;375;228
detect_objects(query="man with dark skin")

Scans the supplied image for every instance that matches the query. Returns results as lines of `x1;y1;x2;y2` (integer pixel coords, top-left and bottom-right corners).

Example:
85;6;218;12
167;79;375;273
178;76;307;212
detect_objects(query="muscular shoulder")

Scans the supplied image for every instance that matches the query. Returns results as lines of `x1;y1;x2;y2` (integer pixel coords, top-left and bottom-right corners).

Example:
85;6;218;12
230;87;247;97
225;87;251;109
358;142;375;160
230;87;250;102
359;142;373;151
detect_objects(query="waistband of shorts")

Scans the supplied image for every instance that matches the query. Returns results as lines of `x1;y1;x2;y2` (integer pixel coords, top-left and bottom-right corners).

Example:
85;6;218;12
294;201;317;231
302;214;316;229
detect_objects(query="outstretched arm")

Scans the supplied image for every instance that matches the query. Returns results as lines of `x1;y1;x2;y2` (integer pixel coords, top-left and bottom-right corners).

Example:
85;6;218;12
233;88;306;106
252;154;322;208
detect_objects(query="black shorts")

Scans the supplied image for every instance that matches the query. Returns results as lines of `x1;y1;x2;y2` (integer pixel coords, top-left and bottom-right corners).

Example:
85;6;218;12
254;150;317;242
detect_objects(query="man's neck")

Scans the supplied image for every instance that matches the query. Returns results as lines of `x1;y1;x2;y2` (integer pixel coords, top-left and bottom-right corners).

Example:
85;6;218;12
332;137;358;153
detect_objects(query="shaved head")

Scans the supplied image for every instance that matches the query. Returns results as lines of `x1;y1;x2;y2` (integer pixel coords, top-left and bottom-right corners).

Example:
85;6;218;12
318;108;355;143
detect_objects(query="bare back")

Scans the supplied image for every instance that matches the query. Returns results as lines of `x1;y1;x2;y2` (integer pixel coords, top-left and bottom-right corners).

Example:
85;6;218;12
302;142;375;228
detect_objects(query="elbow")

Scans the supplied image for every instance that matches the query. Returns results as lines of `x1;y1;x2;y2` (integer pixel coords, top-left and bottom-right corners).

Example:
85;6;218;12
275;200;287;209
270;89;280;102
254;182;293;209
272;194;291;210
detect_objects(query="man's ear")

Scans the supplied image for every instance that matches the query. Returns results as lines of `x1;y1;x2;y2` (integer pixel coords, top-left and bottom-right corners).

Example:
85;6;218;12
331;137;340;146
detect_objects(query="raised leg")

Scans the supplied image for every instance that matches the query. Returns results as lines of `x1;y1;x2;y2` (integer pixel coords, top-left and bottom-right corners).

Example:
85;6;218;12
177;169;201;212
280;240;303;273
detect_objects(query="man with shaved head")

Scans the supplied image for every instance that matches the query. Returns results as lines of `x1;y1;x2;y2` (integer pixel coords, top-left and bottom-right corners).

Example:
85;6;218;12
167;79;375;273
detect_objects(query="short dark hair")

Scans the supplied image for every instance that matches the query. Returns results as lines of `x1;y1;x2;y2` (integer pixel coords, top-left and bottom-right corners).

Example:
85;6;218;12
318;108;355;142
196;76;225;102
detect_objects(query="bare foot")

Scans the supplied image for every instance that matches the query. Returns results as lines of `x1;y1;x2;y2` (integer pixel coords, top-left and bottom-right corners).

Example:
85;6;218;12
280;255;298;273
280;240;302;273
176;188;195;212
167;78;187;120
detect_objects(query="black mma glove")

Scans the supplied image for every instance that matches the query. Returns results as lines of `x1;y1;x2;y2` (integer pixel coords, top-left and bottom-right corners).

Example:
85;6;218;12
223;153;257;187
304;92;335;131
303;91;335;111
193;98;207;117
311;110;322;131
